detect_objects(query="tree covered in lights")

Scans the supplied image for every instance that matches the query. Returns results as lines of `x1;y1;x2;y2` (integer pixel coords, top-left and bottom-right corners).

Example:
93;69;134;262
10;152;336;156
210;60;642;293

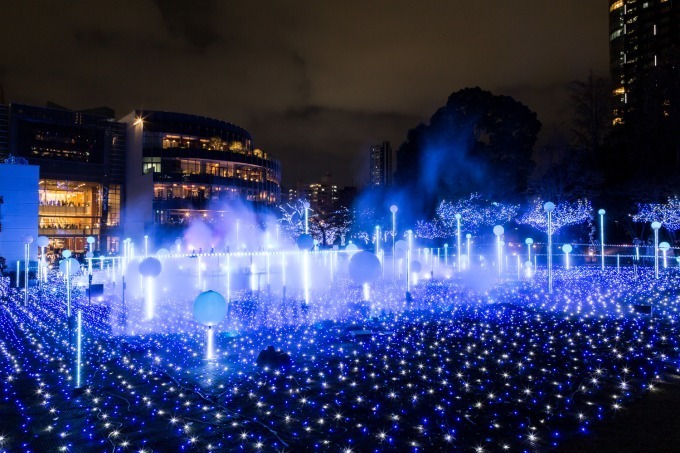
416;193;519;239
518;198;593;234
278;199;310;242
633;197;680;237
309;206;352;247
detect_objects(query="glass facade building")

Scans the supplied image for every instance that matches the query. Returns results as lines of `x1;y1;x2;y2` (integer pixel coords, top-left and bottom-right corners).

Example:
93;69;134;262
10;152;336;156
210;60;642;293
124;110;280;227
1;103;126;256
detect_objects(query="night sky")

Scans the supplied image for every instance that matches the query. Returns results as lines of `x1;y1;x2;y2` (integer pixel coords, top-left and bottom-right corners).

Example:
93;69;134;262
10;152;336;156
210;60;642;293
0;1;607;187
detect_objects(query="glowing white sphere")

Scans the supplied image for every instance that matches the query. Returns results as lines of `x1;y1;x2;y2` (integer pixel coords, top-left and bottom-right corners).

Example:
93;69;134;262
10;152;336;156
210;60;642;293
348;251;382;284
525;260;533;268
138;257;162;277
598;209;606;216
62;250;72;258
86;236;95;244
659;242;670;252
544;201;555;213
466;233;472;239
493;225;504;236
193;290;228;326
22;234;33;244
345;243;359;254
156;248;170;256
36;236;49;247
175;238;182;245
59;257;80;276
651;221;662;230
85;251;94;259
297;234;314;251
525;238;533;245
390;205;398;214
562;244;572;254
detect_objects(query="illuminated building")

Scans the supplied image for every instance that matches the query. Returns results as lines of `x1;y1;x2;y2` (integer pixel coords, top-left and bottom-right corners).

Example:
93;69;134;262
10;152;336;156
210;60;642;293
369;141;392;186
609;0;679;123
121;110;281;242
0;103;125;255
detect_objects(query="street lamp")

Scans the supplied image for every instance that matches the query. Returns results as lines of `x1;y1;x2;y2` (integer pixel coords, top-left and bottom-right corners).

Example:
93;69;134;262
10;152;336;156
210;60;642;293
651;221;661;279
493;225;504;276
390;205;398;275
562;243;572;270
525;238;533;263
303;202;310;235
598;209;606;270
544;201;555;293
22;234;33;305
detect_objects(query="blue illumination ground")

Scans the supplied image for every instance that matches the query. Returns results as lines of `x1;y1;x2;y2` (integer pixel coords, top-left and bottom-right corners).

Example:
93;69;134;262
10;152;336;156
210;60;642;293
1;267;678;452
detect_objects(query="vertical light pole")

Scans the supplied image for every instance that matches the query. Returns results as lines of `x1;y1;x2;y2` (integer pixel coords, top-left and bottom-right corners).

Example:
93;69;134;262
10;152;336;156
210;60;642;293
36;235;49;284
493;225;504;276
375;226;381;255
455;213;462;271
22;235;33;305
407;230;413;293
659;241;670;269
303;202;310;235
144;234;149;257
544;202;555;293
651;221;661;279
444;243;448;267
598;209;606;270
466;233;471;270
390;205;398;276
175;237;182;254
525;238;533;263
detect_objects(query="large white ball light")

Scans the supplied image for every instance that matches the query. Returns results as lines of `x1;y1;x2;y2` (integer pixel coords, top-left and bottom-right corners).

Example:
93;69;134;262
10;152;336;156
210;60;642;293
193;290;228;326
59;257;80;276
348;251;381;284
139;257;162;277
36;236;49;247
297;234;314;251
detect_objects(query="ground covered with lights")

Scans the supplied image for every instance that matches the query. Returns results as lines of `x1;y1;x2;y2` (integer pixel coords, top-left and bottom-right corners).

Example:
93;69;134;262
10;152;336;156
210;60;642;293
1;266;680;452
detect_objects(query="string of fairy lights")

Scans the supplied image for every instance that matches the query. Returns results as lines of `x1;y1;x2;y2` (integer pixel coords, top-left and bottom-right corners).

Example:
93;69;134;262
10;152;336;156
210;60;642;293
0;252;679;451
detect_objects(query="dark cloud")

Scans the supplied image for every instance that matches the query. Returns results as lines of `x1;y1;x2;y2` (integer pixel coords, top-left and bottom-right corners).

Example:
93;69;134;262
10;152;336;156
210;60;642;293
0;0;607;186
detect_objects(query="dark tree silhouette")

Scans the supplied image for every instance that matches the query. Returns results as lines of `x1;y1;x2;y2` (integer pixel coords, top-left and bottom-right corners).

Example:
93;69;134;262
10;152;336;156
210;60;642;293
395;87;541;216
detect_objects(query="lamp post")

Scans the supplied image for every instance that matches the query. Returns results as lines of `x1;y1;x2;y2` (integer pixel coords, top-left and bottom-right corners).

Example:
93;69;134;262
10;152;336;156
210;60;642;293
407;230;413;293
651;221;661;279
598;209;606;270
493;225;504;276
375;226;381;255
525;238;533;263
175;237;182;254
562;244;572;270
455;213;462;271
144;234;149;257
544;202;555;293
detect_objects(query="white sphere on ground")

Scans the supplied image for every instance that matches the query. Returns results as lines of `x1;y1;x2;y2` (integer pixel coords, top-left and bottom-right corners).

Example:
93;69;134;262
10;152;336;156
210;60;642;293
410;260;422;273
348;251;382;284
659;242;670;252
193;290;228;326
62;250;72;258
345;243;359;254
297;234;314;251
562;244;573;254
493;225;504;236
138;257;162;277
59;257;80;276
36;236;49;247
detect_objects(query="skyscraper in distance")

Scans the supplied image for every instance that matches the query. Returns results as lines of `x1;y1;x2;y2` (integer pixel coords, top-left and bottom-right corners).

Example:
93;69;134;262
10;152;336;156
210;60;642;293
609;0;679;123
369;141;392;187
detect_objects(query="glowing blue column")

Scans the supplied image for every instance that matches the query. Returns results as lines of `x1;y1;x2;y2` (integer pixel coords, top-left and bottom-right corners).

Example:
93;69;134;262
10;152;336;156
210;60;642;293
598;209;606;270
544;202;555;293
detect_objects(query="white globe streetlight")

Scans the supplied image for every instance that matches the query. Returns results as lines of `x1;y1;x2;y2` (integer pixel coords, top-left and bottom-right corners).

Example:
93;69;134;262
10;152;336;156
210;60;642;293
659;241;670;269
466;233;472;269
562;243;573;270
455;213;462;271
493;225;504;276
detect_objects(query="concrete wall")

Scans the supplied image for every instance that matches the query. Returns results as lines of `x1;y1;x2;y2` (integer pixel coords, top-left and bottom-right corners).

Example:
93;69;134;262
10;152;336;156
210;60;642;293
0;163;39;264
